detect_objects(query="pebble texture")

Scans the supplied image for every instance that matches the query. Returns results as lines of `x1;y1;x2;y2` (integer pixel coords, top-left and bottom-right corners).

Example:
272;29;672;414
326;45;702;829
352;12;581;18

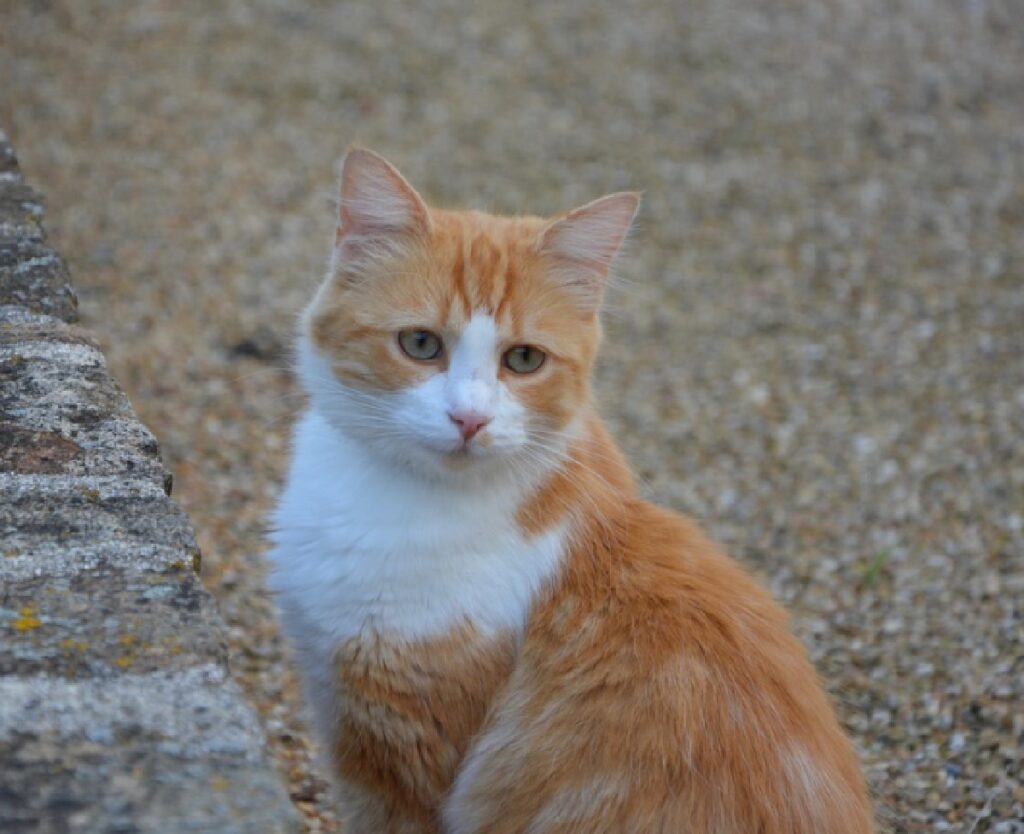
0;133;302;834
3;2;1022;831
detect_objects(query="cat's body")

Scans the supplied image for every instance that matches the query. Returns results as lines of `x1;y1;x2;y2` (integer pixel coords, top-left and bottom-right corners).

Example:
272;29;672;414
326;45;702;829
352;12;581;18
269;149;874;833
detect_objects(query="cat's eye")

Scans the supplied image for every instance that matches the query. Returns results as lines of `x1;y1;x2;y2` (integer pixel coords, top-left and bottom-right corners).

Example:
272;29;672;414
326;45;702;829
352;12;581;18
503;345;546;374
398;329;443;361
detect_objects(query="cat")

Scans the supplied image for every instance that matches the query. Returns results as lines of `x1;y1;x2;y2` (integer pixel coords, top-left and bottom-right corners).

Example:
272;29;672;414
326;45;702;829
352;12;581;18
267;148;875;834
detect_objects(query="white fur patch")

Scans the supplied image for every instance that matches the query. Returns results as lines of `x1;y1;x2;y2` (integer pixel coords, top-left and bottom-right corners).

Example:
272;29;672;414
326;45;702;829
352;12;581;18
445;312;499;417
268;408;568;742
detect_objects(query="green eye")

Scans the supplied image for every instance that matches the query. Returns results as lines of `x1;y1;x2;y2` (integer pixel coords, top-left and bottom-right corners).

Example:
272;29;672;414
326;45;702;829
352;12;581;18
398;329;443;360
504;345;546;374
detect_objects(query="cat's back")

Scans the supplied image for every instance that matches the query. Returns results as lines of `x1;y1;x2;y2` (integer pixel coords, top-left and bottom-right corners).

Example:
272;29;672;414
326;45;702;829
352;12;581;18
446;500;875;834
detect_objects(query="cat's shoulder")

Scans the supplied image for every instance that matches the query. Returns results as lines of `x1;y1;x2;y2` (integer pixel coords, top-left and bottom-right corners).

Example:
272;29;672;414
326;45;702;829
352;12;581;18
531;498;792;664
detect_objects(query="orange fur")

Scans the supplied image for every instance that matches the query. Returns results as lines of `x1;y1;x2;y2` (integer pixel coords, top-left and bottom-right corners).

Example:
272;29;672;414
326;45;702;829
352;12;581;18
295;149;874;832
331;626;516;831
451;432;874;833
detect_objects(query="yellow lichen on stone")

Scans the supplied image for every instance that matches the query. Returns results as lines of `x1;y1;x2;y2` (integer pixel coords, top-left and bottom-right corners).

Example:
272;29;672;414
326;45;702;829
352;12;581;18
114;655;134;668
12;606;42;632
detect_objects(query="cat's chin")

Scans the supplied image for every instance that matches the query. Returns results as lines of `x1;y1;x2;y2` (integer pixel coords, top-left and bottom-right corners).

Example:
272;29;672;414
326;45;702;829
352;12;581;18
439;442;503;468
428;441;522;477
439;450;486;473
346;434;510;483
385;438;551;487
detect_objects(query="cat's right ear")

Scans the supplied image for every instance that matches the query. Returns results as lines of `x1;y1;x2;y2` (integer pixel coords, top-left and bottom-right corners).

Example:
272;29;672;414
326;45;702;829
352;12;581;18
334;148;430;264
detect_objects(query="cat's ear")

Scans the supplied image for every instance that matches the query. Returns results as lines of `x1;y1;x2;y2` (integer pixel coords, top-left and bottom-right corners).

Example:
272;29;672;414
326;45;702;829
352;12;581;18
334;148;430;262
536;192;641;311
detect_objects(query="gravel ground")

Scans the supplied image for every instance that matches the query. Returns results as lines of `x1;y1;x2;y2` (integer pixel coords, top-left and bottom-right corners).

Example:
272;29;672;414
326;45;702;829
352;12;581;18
4;1;1022;831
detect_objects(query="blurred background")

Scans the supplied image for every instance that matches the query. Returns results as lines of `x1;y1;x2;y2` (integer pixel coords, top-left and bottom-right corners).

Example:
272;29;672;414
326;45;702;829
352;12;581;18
3;1;1022;831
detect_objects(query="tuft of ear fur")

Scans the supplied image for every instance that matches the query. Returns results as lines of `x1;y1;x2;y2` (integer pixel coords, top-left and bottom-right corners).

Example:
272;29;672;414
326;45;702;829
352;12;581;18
536;192;641;311
334;148;430;269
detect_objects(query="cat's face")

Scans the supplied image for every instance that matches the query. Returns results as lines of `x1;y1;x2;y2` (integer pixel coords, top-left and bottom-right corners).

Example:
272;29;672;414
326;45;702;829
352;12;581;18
300;149;638;481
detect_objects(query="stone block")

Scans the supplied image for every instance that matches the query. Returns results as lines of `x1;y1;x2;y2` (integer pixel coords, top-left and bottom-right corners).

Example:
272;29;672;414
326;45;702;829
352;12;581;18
0;131;302;832
0;475;196;578
0;665;303;834
0;235;78;322
1;564;226;678
0;314;167;486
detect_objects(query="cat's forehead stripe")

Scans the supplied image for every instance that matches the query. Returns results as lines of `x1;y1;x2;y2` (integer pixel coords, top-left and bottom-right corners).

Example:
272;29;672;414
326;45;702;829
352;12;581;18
443;227;523;329
451;237;471;318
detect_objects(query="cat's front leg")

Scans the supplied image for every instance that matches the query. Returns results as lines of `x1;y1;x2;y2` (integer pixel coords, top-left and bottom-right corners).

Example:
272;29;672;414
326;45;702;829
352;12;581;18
335;780;438;834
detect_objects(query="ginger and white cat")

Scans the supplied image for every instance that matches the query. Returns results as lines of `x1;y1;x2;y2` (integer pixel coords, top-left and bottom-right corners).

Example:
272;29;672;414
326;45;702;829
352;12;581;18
268;149;874;833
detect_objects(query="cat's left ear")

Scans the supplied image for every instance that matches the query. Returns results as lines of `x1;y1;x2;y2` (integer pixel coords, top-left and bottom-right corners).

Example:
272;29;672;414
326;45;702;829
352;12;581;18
536;192;641;311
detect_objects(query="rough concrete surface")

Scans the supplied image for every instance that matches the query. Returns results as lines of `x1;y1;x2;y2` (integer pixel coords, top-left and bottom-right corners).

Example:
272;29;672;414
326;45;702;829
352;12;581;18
2;1;1022;831
0;131;302;833
1;665;298;834
0;309;167;483
0;150;77;321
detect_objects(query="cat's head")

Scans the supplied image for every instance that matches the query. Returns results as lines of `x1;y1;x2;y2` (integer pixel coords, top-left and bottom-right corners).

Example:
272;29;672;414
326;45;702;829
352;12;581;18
299;148;638;481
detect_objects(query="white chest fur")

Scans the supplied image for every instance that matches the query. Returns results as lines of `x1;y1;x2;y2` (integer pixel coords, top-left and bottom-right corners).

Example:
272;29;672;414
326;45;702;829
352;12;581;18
267;410;566;736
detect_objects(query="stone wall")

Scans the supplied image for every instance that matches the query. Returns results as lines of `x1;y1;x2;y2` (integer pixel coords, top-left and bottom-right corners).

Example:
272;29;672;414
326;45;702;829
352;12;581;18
0;131;301;833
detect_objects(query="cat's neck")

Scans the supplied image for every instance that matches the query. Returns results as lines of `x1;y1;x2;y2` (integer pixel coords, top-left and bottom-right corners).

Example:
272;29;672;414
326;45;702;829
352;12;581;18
270;407;576;639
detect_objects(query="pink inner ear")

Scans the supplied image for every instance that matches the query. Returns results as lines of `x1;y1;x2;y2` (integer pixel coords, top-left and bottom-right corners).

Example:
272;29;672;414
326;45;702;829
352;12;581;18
336;149;430;244
537;192;640;309
539;192;640;274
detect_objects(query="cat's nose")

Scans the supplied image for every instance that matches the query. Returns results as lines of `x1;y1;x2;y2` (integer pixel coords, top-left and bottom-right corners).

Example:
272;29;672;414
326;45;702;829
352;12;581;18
448;410;491;441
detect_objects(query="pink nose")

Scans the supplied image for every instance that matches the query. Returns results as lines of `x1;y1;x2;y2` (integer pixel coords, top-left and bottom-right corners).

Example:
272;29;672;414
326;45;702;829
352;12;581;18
449;410;491;441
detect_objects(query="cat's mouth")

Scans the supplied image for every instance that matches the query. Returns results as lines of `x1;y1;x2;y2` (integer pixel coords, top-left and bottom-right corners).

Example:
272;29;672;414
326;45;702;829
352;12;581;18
441;445;480;469
442;430;496;462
